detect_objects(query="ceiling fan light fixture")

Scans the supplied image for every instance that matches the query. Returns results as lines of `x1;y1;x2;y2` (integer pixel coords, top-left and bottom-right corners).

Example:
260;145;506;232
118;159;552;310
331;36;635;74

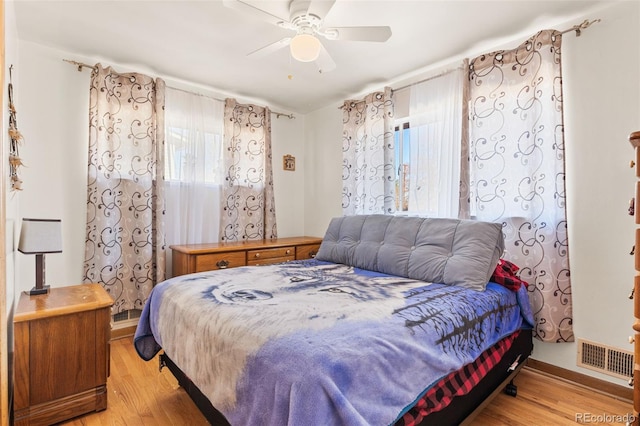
290;33;321;62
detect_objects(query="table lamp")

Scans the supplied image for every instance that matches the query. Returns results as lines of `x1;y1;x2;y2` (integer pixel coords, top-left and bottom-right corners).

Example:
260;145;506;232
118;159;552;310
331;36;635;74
18;218;62;295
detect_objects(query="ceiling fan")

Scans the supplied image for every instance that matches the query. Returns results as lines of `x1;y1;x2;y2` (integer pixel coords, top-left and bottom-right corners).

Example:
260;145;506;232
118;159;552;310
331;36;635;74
222;0;392;73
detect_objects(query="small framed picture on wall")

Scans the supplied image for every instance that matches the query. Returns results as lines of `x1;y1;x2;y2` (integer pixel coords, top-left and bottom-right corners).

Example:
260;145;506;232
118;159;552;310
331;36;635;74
283;154;295;171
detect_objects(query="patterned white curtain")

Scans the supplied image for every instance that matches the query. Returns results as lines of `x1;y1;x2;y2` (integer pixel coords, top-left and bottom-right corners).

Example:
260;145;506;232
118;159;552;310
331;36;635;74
220;99;277;241
84;64;166;313
342;87;395;215
469;30;573;342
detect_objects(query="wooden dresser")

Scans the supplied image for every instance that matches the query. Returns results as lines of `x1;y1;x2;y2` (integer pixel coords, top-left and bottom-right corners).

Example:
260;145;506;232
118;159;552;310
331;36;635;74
13;284;113;426
171;236;323;277
631;130;640;425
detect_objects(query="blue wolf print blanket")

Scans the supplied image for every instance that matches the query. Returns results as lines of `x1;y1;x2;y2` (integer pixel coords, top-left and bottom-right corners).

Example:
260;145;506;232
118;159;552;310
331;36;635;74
134;259;533;426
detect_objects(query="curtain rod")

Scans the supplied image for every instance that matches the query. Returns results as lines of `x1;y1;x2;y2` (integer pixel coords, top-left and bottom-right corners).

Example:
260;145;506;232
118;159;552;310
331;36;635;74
338;66;462;110
62;59;295;120
559;18;601;36
391;65;464;96
338;67;460;110
337;18;601;110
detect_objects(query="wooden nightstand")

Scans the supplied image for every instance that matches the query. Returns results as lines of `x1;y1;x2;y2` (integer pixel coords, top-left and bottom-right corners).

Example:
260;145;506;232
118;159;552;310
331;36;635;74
13;284;113;426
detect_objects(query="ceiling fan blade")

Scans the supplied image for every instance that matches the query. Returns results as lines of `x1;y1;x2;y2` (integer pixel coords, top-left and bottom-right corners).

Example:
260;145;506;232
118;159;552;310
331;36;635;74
307;0;336;19
247;37;292;58
222;0;287;26
323;26;392;42
315;43;336;73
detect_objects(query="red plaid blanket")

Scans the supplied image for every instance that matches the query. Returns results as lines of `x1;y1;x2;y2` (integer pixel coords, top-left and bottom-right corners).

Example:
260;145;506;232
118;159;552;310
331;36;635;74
395;260;526;425
490;259;529;291
395;330;520;426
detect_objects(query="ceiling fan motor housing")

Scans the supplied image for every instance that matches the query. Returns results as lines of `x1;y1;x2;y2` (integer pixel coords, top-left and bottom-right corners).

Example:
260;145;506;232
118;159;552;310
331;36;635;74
285;13;321;35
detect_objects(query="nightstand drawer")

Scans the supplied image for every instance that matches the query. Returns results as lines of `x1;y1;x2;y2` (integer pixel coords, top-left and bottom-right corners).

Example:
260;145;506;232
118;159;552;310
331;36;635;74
296;244;321;260
195;252;246;271
248;247;294;261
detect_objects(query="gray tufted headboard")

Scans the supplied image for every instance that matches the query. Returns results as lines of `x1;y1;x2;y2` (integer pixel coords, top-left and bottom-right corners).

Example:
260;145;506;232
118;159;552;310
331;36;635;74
315;215;504;291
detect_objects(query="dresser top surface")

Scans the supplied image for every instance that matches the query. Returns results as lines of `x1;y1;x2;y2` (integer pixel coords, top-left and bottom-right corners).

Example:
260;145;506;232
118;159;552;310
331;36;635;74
170;236;323;254
15;283;113;322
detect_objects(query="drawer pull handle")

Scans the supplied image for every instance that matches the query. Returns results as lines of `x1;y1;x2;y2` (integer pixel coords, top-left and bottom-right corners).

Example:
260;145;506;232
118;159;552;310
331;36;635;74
255;253;261;258
286;249;291;255
216;260;230;269
631;160;636;168
310;251;317;258
630;336;635;344
630;198;635;216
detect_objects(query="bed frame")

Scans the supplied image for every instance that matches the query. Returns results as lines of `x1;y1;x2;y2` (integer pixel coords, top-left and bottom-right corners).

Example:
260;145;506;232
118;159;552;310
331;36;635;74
159;328;533;425
153;216;532;424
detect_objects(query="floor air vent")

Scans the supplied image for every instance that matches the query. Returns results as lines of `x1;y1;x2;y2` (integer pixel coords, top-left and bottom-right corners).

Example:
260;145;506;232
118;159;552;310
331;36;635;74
112;309;142;323
577;339;633;380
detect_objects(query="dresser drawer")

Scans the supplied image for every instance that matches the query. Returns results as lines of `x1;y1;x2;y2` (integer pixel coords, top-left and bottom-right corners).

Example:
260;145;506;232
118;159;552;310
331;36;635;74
171;237;323;276
636;181;640;224
195;251;246;271
635;275;640;319
247;255;295;266
296;243;321;260
248;247;294;262
636;229;640;272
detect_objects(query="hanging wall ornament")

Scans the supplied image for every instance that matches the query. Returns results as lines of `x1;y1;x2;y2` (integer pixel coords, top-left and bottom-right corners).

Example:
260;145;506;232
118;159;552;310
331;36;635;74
8;65;24;191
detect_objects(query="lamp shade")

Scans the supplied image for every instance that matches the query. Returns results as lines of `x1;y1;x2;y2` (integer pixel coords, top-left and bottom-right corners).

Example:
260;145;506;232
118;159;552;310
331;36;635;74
18;218;62;254
290;34;321;62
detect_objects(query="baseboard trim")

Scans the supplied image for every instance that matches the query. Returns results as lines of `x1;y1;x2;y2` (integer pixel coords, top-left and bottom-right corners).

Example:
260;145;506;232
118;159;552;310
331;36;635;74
526;359;633;402
110;325;136;341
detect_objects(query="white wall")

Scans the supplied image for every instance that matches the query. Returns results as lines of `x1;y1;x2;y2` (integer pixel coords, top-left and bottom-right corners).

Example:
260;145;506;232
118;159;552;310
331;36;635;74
5;0;19;310
534;0;640;381
303;104;343;237
303;1;640;385
272;113;307;237
4;0;21;414
14;42;90;294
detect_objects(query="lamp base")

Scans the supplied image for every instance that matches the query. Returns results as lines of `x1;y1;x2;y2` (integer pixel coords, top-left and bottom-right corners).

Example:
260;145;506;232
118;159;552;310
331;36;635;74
26;285;50;296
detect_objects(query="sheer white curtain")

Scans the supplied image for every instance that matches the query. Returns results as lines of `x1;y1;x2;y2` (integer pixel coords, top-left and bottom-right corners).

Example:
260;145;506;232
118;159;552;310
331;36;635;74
164;87;224;247
407;67;465;218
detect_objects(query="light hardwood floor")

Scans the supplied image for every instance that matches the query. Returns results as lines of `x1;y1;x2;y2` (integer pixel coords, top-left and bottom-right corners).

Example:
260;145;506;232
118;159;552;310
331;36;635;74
61;337;634;426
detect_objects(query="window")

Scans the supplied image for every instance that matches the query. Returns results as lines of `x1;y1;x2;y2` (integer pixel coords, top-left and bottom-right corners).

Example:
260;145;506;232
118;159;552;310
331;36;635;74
163;87;225;247
394;117;459;217
394;122;410;211
392;67;465;218
165;126;223;184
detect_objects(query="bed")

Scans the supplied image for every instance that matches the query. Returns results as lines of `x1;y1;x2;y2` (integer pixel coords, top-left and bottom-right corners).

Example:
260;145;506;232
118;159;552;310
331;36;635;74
134;215;534;425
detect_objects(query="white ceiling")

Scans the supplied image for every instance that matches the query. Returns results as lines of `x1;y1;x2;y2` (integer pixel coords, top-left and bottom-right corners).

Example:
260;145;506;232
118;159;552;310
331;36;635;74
13;0;607;114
